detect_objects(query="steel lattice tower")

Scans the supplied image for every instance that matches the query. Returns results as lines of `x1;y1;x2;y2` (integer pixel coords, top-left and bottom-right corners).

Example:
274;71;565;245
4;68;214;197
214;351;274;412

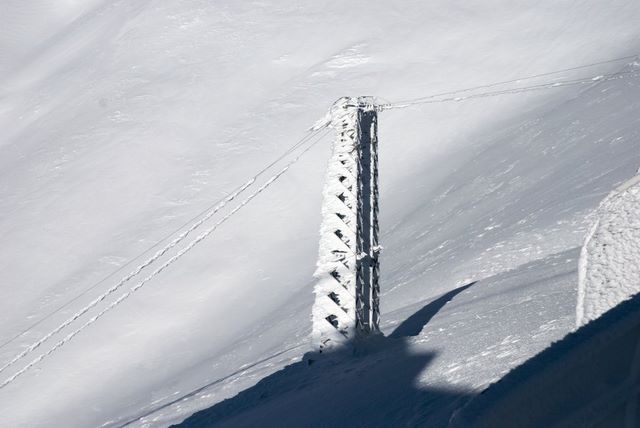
313;96;380;352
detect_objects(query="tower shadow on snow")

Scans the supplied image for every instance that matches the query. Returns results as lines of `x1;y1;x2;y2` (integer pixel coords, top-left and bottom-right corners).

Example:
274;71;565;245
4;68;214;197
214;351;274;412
173;282;477;428
389;282;476;339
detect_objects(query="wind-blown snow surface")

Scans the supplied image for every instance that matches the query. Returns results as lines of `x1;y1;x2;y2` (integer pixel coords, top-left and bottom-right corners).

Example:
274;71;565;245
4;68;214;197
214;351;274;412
577;174;640;326
1;1;640;427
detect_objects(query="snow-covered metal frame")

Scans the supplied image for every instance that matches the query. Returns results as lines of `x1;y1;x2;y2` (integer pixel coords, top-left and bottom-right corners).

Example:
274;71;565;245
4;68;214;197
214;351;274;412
313;96;381;352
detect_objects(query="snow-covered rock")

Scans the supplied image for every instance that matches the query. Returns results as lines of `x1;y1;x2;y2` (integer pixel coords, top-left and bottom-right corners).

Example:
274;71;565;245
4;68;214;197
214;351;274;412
577;174;640;327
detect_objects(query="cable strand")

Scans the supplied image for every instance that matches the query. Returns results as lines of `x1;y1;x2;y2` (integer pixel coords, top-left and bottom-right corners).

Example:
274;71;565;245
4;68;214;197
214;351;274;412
0;129;323;366
381;68;640;110
0;129;329;389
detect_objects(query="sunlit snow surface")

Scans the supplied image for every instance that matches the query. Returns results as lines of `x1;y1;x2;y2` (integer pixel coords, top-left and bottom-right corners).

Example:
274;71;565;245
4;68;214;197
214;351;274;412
1;1;640;427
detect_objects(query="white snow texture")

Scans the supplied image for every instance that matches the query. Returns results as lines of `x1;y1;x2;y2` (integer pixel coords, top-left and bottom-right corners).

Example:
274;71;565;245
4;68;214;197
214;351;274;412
1;1;640;427
577;174;640;326
313;97;361;349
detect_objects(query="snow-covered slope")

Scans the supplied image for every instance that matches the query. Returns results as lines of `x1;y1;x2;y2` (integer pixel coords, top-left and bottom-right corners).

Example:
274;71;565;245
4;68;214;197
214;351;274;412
174;249;581;428
1;1;640;427
449;291;640;428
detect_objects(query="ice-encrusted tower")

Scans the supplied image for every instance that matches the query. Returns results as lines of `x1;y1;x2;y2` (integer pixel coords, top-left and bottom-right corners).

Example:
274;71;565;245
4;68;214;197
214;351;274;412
312;96;381;352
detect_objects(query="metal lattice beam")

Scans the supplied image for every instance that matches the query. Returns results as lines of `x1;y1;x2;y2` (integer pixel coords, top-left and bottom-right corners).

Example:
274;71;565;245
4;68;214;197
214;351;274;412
313;97;380;352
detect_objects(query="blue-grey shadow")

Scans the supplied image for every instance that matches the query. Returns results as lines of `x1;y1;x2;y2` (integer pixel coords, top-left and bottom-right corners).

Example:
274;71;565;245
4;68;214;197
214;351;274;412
170;282;477;428
449;291;640;428
390;282;476;338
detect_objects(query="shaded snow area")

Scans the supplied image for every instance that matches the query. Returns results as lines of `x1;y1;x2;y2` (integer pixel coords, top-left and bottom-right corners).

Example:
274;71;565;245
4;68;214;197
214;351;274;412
577;175;640;326
177;250;579;428
450;291;640;428
1;1;640;427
